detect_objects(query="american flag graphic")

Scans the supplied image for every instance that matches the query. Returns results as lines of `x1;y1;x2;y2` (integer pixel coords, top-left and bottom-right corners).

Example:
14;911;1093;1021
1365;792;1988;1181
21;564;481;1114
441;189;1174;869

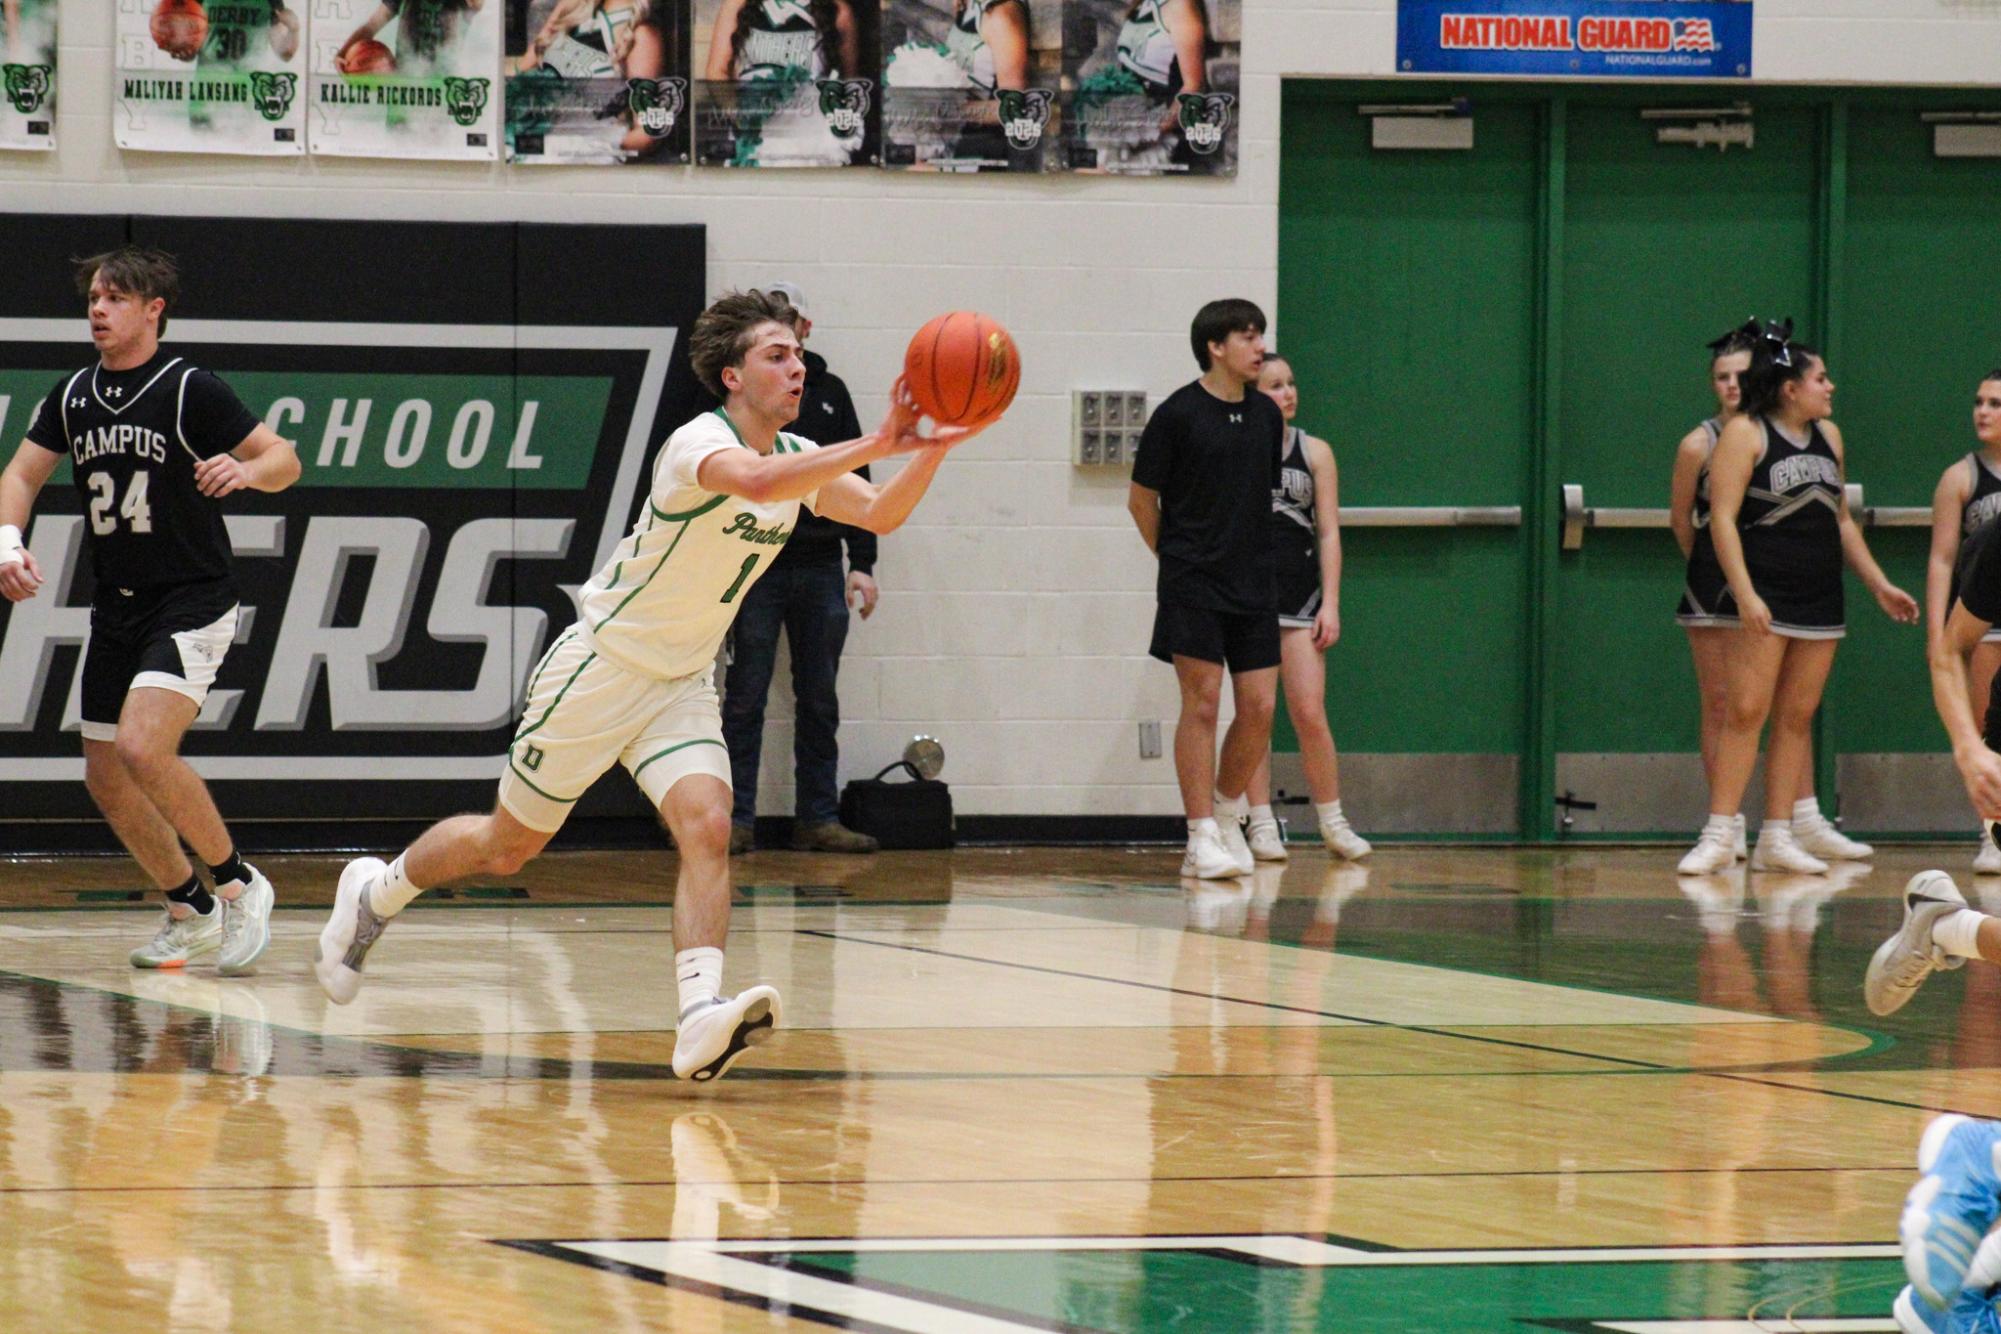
1672;18;1719;52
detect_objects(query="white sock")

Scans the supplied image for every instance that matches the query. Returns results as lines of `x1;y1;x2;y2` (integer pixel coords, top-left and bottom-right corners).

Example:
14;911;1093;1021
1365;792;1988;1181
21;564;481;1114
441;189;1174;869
1318;800;1346;827
1703;814;1734;838
1793;798;1822;825
676;946;724;1021
367;855;423;918
1188;817;1219;840
1214;790;1248;821
1248;804;1275;826
1935;909;1990;960
1761;819;1792;838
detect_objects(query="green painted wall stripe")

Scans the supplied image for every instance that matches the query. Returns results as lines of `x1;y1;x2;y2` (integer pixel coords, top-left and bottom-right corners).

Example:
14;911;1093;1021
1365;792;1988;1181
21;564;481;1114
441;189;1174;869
630;737;727;780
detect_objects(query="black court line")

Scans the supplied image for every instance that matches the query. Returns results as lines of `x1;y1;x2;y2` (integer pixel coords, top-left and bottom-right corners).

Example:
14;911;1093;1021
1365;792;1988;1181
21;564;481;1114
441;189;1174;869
800;929;1972;1116
495;1240;878;1333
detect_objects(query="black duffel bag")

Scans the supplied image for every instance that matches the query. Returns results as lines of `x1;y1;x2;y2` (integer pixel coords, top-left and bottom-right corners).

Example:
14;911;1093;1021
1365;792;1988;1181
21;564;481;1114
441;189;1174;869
839;761;953;849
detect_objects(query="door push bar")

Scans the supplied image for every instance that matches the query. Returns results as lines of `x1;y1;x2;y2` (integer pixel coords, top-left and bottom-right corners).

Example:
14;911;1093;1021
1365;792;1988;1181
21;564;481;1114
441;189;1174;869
1343;506;1523;528
1561;483;1930;550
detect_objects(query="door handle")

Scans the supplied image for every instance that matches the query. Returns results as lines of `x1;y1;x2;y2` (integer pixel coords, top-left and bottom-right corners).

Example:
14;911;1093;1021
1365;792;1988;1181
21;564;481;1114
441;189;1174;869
1560;482;1927;550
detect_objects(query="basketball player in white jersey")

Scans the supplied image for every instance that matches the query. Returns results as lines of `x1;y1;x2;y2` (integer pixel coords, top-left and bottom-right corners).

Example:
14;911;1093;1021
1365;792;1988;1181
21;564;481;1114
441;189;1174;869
1927;370;2001;874
313;290;981;1082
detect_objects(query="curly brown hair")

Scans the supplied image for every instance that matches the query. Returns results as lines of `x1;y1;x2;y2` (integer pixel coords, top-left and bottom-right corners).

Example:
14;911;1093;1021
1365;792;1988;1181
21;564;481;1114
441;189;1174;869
74;246;181;336
688;289;799;398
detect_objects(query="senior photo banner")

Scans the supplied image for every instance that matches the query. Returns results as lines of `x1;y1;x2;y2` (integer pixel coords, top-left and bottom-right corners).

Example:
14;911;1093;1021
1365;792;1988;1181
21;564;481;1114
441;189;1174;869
504;0;692;163
1;0;56;150
1062;0;1238;177
309;0;501;159
114;0;306;154
691;0;880;167
1395;0;1753;78
881;0;1059;172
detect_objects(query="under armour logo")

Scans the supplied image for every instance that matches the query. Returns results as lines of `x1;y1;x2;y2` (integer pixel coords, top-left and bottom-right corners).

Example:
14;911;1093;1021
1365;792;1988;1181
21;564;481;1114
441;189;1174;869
821;402;835;414
69;396;85;407
1228;413;1243;423
105;385;124;399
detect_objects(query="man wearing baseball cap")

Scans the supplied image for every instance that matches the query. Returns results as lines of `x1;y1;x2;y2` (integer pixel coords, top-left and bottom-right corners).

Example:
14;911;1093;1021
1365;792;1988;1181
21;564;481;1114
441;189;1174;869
720;282;881;853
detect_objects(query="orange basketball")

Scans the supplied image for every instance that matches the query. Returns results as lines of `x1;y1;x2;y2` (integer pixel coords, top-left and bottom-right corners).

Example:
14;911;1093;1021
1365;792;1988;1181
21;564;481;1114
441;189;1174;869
340;39;398;75
149;0;208;60
904;312;1020;428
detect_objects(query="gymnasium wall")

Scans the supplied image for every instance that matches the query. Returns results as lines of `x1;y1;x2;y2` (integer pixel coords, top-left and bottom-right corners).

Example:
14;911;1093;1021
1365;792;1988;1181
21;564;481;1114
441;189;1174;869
1;0;1997;829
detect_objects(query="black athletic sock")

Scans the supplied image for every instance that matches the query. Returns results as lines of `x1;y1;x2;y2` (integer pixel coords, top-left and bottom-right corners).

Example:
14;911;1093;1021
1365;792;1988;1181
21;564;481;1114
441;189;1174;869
165;875;215;916
208;850;250;890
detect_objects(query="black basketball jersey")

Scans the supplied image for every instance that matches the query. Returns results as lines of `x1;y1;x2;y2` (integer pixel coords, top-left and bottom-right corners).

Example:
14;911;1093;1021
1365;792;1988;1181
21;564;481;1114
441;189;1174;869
26;350;260;606
1965;452;2001;540
1737;415;1842;585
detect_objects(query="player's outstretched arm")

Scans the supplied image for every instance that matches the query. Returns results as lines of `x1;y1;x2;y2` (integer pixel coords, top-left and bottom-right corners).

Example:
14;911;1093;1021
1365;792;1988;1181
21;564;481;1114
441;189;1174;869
697;381;949;507
808;385;988;534
0;439;61;601
194;424;301;498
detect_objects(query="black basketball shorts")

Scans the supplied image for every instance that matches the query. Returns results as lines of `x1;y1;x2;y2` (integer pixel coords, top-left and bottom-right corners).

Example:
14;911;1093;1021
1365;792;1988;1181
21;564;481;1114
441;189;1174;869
1149;601;1281;673
80;579;240;741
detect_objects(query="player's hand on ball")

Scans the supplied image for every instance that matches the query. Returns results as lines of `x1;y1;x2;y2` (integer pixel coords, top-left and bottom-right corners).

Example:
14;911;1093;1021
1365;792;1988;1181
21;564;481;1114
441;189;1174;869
1875;581;1920;625
194;453;249;497
876;378;927;452
0;548;43;602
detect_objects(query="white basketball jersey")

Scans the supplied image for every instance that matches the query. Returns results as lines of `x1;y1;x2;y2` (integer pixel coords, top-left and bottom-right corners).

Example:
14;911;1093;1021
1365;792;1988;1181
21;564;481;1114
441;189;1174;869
576;409;820;680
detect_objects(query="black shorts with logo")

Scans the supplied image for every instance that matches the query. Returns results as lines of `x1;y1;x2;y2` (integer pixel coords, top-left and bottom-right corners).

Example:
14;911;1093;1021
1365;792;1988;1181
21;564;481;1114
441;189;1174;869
81;576;240;740
1148;601;1280;673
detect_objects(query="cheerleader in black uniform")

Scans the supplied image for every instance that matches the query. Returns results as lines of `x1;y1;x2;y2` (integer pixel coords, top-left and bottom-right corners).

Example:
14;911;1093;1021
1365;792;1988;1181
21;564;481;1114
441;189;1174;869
1679;323;1919;875
1926;370;2001;873
1242;354;1370;861
1672;326;1754;858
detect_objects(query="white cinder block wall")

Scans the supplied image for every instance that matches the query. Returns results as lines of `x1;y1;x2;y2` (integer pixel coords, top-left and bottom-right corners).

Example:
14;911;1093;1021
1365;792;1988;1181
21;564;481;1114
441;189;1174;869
2;1;1996;817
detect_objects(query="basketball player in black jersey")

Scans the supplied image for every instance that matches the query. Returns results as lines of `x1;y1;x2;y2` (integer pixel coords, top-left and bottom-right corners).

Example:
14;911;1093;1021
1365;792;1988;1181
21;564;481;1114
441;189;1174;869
0;247;301;974
1926;371;2001;874
1679;323;1918;876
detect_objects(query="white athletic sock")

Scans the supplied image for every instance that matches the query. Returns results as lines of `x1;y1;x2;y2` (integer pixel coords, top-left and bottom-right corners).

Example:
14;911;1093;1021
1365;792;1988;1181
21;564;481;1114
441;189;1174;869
1317;800;1346;826
1703;814;1734;837
1188;817;1220;841
1761;819;1793;838
1792;798;1822;825
1248;804;1275;826
1214;790;1248;821
1935;909;1991;960
367;855;423;918
676;946;724;1020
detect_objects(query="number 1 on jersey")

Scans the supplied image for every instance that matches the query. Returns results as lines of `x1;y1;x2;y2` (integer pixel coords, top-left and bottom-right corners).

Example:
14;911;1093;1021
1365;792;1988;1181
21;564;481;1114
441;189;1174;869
720;553;759;604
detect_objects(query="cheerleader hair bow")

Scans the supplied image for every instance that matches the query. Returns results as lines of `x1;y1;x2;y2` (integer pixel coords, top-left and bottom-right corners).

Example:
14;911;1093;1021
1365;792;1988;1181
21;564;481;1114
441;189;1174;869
1707;317;1762;354
1761;317;1796;368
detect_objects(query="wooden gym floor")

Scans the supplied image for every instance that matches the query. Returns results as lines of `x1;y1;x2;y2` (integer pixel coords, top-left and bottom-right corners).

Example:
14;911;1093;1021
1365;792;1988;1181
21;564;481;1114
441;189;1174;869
0;842;1987;1331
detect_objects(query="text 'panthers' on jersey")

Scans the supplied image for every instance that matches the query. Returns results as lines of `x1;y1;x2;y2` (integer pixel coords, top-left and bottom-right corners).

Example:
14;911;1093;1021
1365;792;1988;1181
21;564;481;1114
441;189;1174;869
25;350;260;608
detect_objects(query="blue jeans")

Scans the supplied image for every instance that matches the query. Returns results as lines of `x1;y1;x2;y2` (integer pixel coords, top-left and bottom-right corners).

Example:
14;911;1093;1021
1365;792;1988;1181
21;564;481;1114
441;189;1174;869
721;558;851;828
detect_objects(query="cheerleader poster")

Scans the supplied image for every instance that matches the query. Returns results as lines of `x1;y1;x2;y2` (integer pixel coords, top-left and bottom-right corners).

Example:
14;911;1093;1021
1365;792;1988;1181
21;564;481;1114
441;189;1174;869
505;0;691;162
882;0;1058;172
1;0;55;149
692;0;879;167
114;0;306;153
1062;0;1238;176
309;0;501;159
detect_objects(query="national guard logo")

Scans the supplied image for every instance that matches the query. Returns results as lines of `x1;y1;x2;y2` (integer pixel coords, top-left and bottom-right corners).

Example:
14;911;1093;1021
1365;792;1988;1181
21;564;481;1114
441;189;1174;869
1176;91;1234;155
816;78;870;138
627;76;686;139
998;87;1053;152
248;71;297;123
444;77;491;127
2;63;52;116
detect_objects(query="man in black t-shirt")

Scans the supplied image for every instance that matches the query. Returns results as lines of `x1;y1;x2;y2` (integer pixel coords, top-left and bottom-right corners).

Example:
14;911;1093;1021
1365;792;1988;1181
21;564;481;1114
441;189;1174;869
0;246;301;977
1128;297;1282;882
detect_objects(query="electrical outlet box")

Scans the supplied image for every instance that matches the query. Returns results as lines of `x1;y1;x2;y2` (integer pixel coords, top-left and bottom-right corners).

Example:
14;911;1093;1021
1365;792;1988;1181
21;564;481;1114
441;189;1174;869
1138;720;1162;759
1073;390;1146;467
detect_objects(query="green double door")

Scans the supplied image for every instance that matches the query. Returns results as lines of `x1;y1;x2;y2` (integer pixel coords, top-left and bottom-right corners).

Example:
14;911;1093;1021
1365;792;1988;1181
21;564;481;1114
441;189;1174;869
1279;82;2001;839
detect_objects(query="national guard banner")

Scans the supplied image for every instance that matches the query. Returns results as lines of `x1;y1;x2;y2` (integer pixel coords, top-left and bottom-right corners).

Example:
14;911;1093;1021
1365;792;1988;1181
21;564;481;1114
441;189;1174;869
1;0;56;150
309;0;501;159
0;216;707;828
1062;0;1238;176
1395;0;1752;79
691;0;880;167
114;0;306;154
505;0;692;163
881;0;1058;172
